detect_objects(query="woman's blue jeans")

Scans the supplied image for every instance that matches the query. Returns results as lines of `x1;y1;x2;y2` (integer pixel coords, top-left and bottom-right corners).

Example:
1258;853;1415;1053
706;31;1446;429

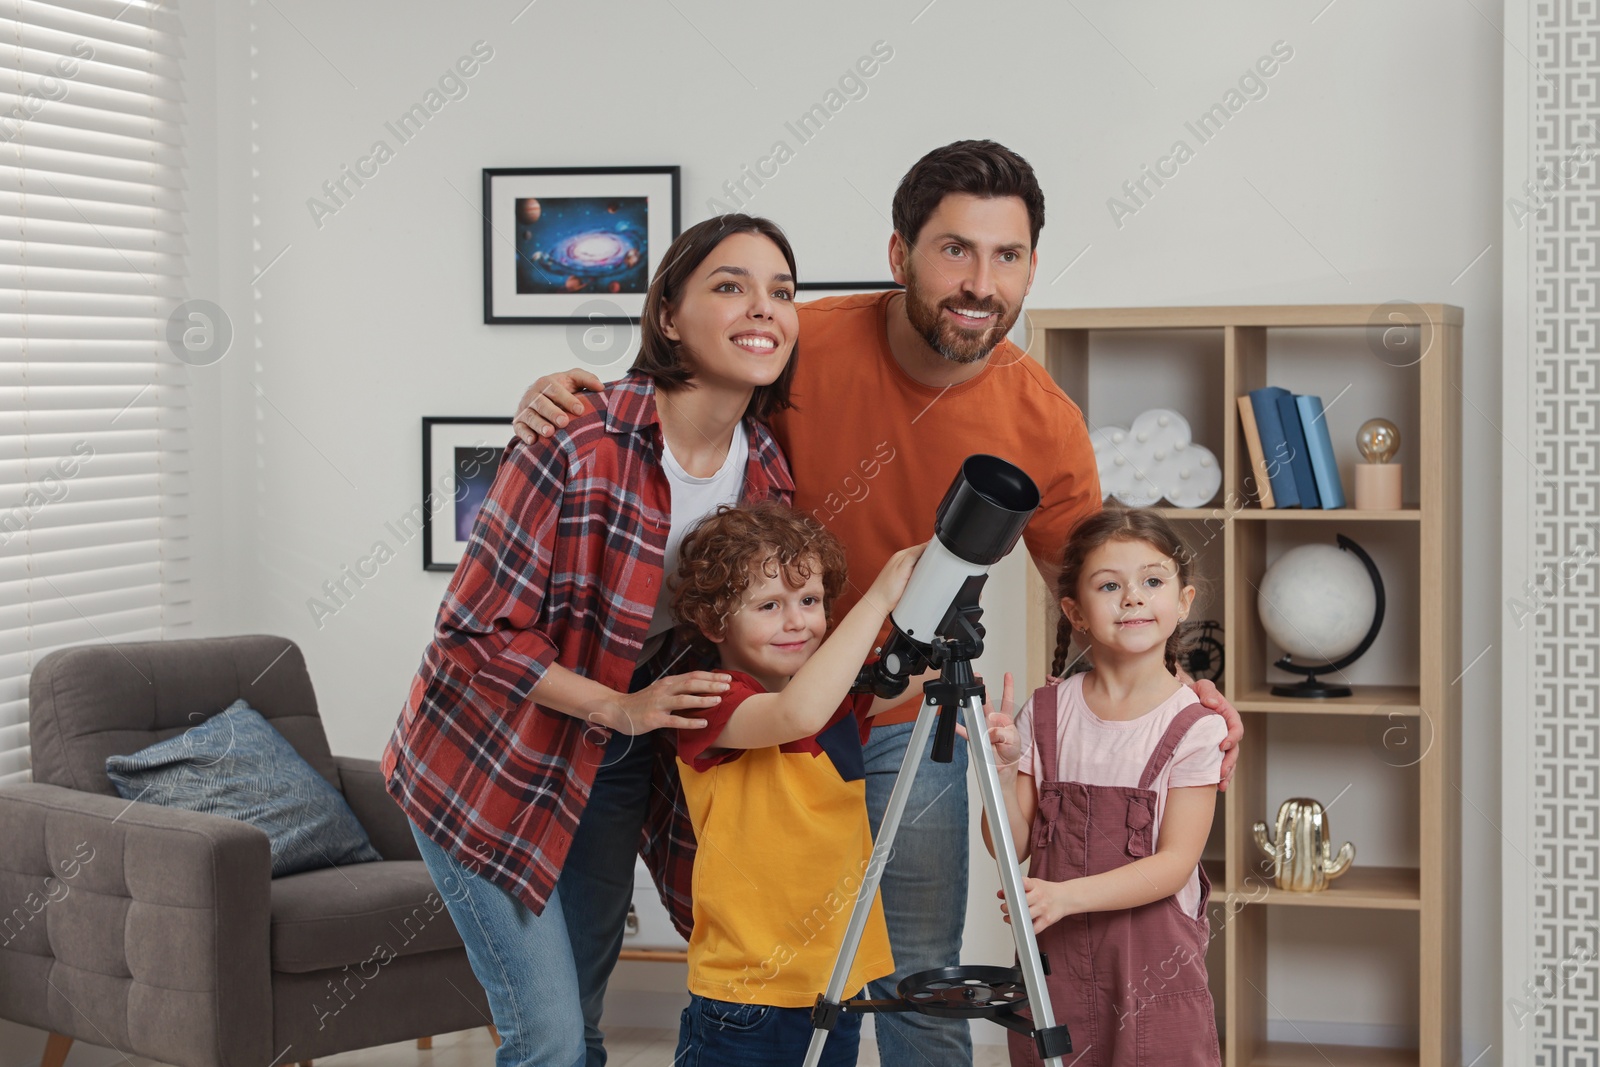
409;728;655;1067
411;822;586;1067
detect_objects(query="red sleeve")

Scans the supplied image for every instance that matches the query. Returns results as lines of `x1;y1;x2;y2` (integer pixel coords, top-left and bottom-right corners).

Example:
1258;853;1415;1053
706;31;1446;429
675;673;766;771
849;691;874;745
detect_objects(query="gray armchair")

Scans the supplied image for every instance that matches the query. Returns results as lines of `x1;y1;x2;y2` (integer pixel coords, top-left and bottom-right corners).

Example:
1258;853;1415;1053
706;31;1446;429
0;635;493;1067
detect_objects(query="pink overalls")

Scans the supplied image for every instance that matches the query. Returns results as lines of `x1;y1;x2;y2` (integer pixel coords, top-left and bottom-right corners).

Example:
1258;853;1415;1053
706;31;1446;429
1008;687;1223;1067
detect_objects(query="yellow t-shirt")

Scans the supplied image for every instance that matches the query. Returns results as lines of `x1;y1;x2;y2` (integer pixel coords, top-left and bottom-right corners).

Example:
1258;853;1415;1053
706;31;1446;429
676;671;894;1007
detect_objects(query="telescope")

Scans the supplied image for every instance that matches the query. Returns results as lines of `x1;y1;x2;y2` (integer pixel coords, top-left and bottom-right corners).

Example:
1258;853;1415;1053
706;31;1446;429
857;453;1039;696
813;454;1073;1067
854;453;1040;760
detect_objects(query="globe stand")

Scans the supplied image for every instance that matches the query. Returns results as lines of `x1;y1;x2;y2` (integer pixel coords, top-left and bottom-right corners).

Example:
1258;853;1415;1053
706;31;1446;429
1270;671;1354;700
1269;534;1386;699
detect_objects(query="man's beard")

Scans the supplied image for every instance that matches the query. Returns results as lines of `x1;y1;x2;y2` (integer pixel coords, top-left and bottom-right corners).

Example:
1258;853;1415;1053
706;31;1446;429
902;271;1020;366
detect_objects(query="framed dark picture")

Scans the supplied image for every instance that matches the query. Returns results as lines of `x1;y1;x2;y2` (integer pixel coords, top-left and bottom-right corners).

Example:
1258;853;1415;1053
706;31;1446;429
483;166;680;325
421;416;514;572
795;280;902;303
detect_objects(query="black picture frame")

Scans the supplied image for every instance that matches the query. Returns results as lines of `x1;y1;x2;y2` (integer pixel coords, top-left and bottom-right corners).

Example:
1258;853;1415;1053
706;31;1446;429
421;416;514;572
482;166;681;325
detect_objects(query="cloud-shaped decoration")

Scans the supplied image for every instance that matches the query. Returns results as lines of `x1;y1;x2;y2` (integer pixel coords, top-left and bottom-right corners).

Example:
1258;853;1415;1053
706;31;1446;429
1089;408;1221;509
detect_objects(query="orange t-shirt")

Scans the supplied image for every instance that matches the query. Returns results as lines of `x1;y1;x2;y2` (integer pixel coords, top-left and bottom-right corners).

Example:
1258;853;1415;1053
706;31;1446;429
771;291;1102;726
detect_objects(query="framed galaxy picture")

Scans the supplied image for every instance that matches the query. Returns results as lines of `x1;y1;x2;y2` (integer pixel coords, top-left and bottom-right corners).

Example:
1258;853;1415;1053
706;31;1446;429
483;166;680;325
421;416;514;571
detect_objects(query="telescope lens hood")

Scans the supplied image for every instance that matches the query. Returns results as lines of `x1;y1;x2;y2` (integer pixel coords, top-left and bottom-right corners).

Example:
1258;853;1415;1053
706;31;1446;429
934;454;1041;566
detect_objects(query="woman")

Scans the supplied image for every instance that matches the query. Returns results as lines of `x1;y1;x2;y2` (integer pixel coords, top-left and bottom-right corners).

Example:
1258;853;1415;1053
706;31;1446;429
383;214;802;1067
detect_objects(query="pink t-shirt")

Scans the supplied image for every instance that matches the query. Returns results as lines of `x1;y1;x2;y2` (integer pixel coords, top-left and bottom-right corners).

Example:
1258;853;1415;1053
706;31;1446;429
1015;673;1226;919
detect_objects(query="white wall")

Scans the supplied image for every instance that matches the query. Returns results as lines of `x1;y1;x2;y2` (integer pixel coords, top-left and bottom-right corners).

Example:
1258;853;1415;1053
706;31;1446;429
39;0;1496;1061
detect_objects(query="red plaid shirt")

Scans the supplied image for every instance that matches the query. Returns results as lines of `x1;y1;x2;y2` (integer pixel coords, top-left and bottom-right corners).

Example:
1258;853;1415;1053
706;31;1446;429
383;372;794;936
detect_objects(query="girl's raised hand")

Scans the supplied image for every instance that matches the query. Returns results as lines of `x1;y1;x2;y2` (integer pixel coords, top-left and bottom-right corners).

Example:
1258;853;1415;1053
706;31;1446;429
988;672;1022;769
997;876;1074;934
956;671;1022;770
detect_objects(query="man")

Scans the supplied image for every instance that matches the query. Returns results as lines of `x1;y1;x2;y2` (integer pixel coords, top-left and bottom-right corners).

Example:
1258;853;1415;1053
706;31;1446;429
514;140;1242;1065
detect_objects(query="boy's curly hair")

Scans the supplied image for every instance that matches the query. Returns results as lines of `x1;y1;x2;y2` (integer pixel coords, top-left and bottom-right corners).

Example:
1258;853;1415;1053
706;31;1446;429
672;501;850;656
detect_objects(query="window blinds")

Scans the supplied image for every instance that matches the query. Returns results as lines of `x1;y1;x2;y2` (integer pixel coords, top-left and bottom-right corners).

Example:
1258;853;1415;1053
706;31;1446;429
0;0;189;785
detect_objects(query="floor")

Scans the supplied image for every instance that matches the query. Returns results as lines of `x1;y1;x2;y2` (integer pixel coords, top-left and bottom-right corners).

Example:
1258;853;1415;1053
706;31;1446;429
314;1025;1015;1067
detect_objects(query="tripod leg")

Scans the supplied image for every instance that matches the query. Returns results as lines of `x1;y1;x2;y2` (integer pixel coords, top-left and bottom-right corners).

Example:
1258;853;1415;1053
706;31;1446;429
801;700;940;1067
965;693;1066;1067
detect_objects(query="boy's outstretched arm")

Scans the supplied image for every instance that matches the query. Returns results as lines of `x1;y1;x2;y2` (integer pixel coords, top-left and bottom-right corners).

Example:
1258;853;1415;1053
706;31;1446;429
710;544;926;751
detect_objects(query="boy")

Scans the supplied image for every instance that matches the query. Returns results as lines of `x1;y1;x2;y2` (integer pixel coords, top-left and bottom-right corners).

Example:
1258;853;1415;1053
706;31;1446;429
670;501;923;1066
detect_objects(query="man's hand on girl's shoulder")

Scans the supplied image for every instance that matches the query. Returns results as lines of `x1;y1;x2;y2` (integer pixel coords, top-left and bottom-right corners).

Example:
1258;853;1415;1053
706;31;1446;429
1187;677;1242;790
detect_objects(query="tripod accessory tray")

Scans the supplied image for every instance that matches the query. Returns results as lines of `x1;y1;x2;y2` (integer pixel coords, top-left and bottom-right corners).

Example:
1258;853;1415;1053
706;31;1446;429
810;965;1073;1059
898;965;1027;1018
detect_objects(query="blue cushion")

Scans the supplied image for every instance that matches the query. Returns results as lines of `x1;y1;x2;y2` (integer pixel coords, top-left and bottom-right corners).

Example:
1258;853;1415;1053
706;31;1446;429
105;700;382;877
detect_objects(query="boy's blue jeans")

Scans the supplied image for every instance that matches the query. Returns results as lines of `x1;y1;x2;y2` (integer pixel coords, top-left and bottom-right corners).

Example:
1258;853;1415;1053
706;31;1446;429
674;993;864;1066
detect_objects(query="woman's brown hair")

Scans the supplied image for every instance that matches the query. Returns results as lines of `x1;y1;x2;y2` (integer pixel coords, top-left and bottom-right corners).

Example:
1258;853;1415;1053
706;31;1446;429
672;501;849;658
1051;507;1197;679
631;214;799;422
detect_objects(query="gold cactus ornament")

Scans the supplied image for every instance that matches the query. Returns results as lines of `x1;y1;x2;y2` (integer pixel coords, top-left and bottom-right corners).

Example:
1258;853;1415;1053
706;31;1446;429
1253;797;1356;892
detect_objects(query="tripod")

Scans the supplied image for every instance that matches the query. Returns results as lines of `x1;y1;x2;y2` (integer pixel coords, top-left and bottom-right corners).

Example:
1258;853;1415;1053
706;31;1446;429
802;615;1071;1066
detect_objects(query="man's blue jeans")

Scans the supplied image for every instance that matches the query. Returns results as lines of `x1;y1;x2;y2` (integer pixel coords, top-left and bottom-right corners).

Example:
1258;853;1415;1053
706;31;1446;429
862;716;973;1066
556;730;656;1066
410;726;655;1067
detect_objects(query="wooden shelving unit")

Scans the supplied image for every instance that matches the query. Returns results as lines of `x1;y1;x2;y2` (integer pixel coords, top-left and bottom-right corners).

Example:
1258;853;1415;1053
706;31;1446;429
1230;684;1422;716
1235;865;1423;910
1025;305;1462;1067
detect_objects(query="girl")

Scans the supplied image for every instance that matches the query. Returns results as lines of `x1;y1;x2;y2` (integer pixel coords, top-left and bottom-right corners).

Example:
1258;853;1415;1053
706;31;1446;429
982;508;1225;1066
384;214;802;1067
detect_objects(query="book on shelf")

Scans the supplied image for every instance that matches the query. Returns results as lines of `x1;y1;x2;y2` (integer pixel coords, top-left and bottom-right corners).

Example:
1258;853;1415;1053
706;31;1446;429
1236;395;1276;509
1295;394;1346;508
1246;386;1301;508
1274;391;1322;508
1238;387;1350;509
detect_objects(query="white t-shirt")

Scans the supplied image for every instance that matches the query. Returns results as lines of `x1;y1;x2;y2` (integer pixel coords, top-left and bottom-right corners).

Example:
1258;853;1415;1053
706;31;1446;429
1015;672;1226;919
640;422;749;661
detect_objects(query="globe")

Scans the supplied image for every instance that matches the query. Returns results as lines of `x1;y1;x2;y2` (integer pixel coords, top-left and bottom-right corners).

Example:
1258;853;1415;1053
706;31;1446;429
1258;543;1378;663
